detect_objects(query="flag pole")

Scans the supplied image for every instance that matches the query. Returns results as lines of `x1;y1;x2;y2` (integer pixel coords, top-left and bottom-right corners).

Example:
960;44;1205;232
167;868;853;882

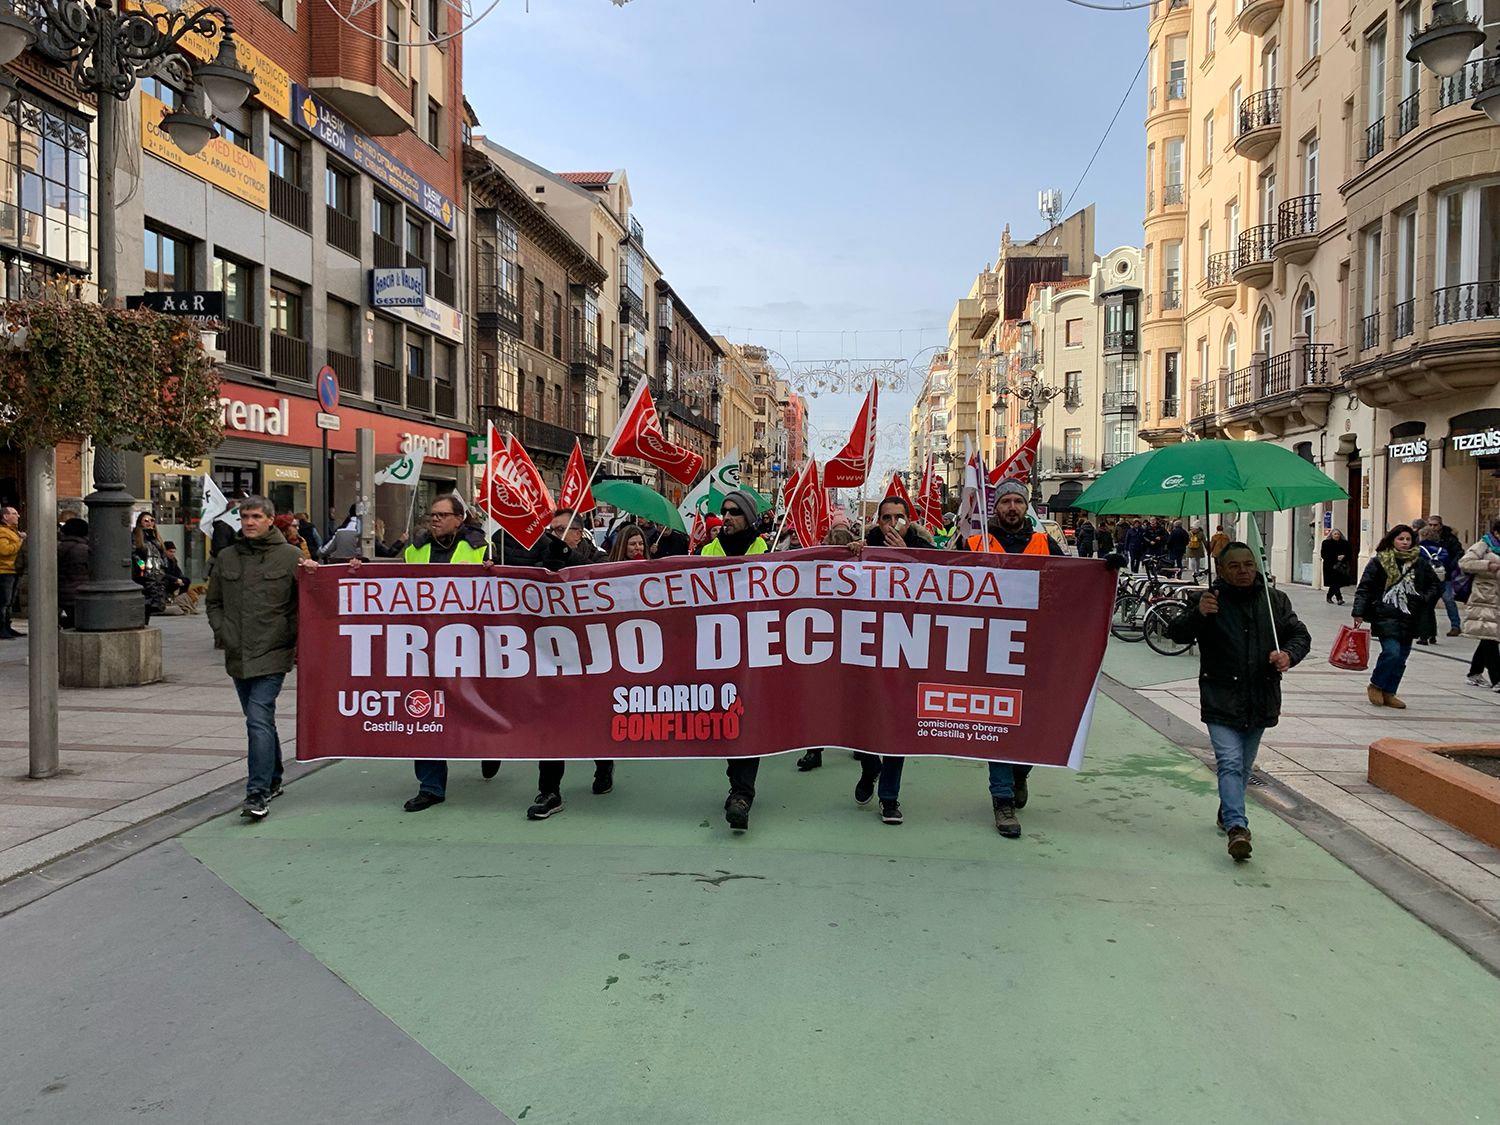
562;378;651;541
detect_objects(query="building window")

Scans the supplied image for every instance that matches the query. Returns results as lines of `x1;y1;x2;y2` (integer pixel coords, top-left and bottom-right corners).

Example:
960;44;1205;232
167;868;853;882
6;96;93;273
405;213;427;265
1064;428;1082;459
1259;168;1278;226
140;76;181;109
268;281;302;337
212;253;254;323
1256;307;1274;355
216;114;252;153
1200;222;1212;277
144;225;192;292
1366;24;1387;131
426;98;441;148
1300;135;1319;197
406;340;425;381
328;297;358;358
1163;351;1180;406
326;165;355;215
1164;136;1184;198
1206;5;1217;57
532;278;545;349
1202;113;1214;167
386;0;403;68
268;132;301;184
427;0;441;38
552;291;563;358
1306;0;1321;60
1223;325;1238;373
374;195;399;242
1065;370;1082;404
1065;318;1084;347
261;0;285;19
1436;181;1500;317
1299;287;1318;339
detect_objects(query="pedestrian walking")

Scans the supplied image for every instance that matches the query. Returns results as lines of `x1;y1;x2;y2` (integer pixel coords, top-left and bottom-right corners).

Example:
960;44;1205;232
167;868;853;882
1187;523;1206;572
132;512;170;620
699;489;769;830
273;514;312;560
1167;519;1189;571
1209;524;1231;560
528;507;616;819
1124;518;1145;573
1321;529;1353;605
0;505;25;639
57;517;89;629
1165;542;1310;861
205;496;310;820
1352;524;1443;709
1095;520;1114;558
793;518;863;774
1424;514;1465;638
1075;518;1096;559
1459;520;1500;690
1415;524;1453;645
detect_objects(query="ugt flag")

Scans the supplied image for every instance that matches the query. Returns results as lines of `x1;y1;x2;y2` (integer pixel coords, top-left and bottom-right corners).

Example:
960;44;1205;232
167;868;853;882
823;381;878;489
608;379;703;486
558;438;596;514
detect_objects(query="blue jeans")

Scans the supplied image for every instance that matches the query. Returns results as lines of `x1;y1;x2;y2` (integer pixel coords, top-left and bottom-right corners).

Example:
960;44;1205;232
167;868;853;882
1371;635;1412;694
1440;581;1461;629
987;762;1033;799
1206;723;1263;831
234;673;286;799
414;759;448;798
855;753;905;801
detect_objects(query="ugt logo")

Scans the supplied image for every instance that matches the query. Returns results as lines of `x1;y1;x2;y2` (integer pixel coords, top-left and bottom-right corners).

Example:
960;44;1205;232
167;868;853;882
404;690;446;718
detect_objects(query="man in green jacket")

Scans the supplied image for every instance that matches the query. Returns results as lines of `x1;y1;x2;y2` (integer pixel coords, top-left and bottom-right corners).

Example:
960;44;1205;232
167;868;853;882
207;495;310;821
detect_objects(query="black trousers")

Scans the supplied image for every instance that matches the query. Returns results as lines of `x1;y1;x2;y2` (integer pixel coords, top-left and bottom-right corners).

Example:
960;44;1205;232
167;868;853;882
1469;639;1500;684
537;759;614;795
725;757;760;802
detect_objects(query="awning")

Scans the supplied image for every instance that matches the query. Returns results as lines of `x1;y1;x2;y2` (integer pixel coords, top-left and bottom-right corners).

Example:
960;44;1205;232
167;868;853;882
1045;480;1084;511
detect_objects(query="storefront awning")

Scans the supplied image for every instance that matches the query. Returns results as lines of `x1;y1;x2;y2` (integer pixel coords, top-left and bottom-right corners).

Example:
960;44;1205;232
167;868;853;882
1045;480;1084;511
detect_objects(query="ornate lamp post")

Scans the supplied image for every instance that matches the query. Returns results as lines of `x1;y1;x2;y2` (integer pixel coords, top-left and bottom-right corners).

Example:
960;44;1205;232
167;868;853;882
0;0;256;633
994;377;1062;494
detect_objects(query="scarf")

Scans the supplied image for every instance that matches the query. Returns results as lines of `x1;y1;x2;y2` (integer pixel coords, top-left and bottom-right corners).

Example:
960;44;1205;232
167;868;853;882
716;523;763;556
1378;547;1421;616
1378;546;1419;587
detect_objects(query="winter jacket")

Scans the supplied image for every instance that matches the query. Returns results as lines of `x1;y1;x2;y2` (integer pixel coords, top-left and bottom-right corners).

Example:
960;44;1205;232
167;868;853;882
1320;537;1354;586
206;528;303;679
1168;526;1190;555
57;533;89;607
133;535;169;615
1123;526;1143;556
1351;553;1443;641
0;525;21;575
1096;527;1114;554
1166;578;1312;731
1459;536;1500;643
1075;524;1096;556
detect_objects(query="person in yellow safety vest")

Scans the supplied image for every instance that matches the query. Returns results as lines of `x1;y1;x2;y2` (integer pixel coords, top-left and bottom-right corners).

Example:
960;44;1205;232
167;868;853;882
698;489;768;831
961;479;1064;838
396;493;497;811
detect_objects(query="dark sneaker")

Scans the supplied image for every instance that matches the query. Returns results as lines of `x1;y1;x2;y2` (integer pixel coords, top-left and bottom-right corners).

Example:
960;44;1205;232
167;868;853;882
1227;826;1253;861
1013;774;1029;810
1215;808;1225;832
240;795;269;820
796;750;823;771
854;776;876;806
527;792;564;820
725;795;751;831
266;783;285;801
403;791;445;812
880;800;904;825
480;760;501;779
592;764;614;795
992;797;1021;838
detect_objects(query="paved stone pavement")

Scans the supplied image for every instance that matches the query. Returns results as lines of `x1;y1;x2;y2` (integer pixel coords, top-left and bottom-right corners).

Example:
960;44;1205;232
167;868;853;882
1117;583;1500;925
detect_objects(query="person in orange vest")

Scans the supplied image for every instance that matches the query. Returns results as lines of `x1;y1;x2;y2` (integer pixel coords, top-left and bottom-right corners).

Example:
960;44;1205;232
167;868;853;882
963;479;1063;836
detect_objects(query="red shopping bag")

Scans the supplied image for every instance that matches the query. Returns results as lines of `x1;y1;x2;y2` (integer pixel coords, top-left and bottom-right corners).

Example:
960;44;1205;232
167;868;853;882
1328;624;1370;671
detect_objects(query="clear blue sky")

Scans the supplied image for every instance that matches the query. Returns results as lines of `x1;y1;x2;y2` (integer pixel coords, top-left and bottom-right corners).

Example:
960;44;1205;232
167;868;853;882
464;0;1149;475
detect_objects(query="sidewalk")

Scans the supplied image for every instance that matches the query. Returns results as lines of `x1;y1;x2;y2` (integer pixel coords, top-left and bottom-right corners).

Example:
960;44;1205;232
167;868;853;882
0;612;301;884
1125;582;1500;924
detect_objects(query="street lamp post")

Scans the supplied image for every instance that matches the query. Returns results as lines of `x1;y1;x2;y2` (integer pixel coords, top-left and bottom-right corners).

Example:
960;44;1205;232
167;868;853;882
0;0;257;636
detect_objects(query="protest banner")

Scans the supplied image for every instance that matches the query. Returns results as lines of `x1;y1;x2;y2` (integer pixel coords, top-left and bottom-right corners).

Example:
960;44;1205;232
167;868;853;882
295;550;1113;768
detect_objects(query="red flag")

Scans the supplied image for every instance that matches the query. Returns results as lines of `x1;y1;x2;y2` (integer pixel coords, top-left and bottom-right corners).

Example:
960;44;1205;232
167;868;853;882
785;459;830;548
823;382;879;488
989;427;1041;486
687;511;710;555
558;437;596;514
607;379;704;486
916;455;943;531
478;422;552;550
885;471;914;513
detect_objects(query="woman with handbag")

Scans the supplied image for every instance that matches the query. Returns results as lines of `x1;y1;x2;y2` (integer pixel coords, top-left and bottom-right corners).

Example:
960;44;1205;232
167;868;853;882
1351;525;1443;709
1321;529;1353;605
1459;519;1500;689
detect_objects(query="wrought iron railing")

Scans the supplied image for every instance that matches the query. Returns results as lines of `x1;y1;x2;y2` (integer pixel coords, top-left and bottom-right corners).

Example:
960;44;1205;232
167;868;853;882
1236;225;1276;270
1302;343;1334;384
270;173;310;232
1102;390;1139;413
374;361;401;404
1222;362;1263;408
1161;396;1180;418
1161;288;1182;310
1433;281;1500;326
373;234;403;269
1166;77;1186;101
326;206;359;258
1439;57;1487;108
1361;311;1381;350
1193;381;1216;420
220;318;261;372
1237;88;1281;138
406;373;431;413
1365;117;1386;161
1396;91;1420;138
1276;194;1319;243
328;349;359;394
1104;329;1138;353
1394;298;1415;339
1054;457;1085;474
434;379;456;418
269;332;308;382
1203;250;1237;288
1163;181;1185;206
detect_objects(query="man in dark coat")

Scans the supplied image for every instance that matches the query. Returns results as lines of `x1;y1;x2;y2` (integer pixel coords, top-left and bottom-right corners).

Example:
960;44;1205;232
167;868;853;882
1167;542;1311;862
57;517;90;629
1074;519;1096;559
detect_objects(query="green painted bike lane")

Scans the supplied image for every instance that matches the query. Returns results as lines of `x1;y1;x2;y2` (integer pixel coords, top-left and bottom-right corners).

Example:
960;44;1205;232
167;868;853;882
184;693;1500;1125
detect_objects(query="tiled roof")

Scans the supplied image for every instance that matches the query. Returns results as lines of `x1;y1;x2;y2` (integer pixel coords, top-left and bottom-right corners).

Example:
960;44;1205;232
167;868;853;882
558;172;614;186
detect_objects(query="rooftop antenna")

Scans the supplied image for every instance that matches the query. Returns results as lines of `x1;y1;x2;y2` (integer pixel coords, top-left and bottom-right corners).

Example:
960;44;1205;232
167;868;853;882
1038;188;1062;231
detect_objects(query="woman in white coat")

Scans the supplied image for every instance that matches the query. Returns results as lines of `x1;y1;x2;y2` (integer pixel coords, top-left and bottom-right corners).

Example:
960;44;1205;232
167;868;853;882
1459;518;1500;688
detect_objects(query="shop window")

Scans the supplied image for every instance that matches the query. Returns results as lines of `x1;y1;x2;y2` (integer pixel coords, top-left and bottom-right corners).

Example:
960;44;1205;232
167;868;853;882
144;225;193;292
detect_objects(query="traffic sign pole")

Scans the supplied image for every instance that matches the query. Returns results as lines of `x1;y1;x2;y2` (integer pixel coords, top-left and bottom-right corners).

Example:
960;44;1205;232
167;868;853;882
316;366;339;536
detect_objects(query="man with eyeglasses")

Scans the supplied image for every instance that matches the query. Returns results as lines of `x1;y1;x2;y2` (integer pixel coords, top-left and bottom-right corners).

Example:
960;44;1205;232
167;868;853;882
526;507;614;820
0;505;24;639
695;489;768;829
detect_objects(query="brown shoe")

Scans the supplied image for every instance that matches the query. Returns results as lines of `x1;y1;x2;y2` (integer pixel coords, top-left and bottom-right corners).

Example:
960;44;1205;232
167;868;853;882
1383;692;1407;710
1366;684;1385;706
1227;826;1252;861
1448;628;1462;637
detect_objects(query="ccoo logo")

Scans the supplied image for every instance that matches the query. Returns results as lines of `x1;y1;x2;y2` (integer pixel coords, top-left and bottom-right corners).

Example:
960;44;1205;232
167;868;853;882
1161;474;1185;489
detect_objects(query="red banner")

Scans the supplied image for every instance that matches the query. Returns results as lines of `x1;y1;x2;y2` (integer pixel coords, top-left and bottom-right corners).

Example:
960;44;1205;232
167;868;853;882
558;438;596;514
823;381;878;488
477;422;552;550
608;380;704;485
294;552;1113;767
785;459;830;548
989;427;1041;486
916;456;943;531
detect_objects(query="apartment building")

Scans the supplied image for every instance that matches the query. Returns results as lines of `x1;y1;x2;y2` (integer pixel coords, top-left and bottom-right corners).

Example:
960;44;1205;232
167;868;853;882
654;281;723;502
715;336;760;465
1143;0;1500;582
734;344;788;493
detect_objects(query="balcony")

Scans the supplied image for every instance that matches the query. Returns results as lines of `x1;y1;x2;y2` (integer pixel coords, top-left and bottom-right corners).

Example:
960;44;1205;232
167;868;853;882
1394;299;1415;340
1438;57;1489;109
1396;91;1421;139
620;286;647;326
1101;452;1134;469
1233;89;1282;161
1221;363;1262;413
269;332;309;382
1162;181;1185;208
1274;194;1319;265
220;318;261;373
434;268;456;307
1234;0;1283;36
1238;344;1338;433
1161;396;1180;419
1165;77;1187;102
477;283;521;336
1364;117;1386;162
1015;350;1042;372
599;342;615;370
1361;311;1381;351
406;374;431;414
663;392;719;439
1434;282;1500;327
1201;250;1239;308
326;207;359;259
270;174;310;232
1053;456;1086;475
1104;328;1138;354
434;379;456;418
373;234;403;269
1191;381;1218;426
1161;288;1183;311
1232;225;1277;288
327;349;359;395
483;406;589;459
374;361;401;405
1102;389;1139;415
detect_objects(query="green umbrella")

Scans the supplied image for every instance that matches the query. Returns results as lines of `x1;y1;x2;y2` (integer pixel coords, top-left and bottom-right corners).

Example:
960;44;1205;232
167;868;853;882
1073;440;1348;518
593;480;687;532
